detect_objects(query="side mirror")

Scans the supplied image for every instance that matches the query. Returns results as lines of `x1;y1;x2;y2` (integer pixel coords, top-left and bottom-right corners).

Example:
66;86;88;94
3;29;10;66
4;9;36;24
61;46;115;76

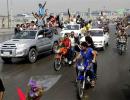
38;35;43;39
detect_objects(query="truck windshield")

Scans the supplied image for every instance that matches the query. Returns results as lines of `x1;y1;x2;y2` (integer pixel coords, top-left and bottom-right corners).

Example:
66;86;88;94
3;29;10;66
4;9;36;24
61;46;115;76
13;31;37;39
65;25;80;30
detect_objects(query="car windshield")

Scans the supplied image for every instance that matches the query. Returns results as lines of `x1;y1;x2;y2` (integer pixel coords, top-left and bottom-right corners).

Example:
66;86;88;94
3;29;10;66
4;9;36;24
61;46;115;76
65;25;80;30
13;31;37;39
90;30;103;36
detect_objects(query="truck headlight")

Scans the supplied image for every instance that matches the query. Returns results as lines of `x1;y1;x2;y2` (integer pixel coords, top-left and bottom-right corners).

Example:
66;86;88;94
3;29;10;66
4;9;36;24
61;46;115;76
17;44;26;49
16;44;27;55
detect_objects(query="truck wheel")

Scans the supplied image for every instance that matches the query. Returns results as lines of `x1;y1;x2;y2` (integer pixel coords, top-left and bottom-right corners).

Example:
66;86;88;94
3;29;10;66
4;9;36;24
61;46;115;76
102;42;106;51
1;57;12;63
28;48;37;63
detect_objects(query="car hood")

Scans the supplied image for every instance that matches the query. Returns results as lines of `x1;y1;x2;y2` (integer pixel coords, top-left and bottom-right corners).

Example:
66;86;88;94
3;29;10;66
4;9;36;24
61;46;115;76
80;36;104;42
1;39;36;45
92;36;104;42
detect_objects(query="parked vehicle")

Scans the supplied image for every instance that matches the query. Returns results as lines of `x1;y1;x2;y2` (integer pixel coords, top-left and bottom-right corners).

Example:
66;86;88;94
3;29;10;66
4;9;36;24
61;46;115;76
0;28;60;63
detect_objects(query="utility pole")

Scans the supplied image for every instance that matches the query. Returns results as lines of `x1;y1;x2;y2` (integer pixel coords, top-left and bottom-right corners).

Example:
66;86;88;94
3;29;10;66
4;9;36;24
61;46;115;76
7;0;9;28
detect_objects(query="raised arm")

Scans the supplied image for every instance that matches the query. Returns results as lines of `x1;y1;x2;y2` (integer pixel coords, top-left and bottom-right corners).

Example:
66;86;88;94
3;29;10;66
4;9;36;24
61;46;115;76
125;25;130;30
42;1;47;8
32;12;38;19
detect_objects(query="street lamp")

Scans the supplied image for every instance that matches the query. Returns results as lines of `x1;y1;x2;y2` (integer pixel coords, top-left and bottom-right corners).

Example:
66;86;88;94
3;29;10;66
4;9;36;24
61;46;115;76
7;0;9;28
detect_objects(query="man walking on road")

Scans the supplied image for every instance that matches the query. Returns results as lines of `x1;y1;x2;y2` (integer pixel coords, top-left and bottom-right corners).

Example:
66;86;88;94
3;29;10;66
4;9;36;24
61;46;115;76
0;78;5;100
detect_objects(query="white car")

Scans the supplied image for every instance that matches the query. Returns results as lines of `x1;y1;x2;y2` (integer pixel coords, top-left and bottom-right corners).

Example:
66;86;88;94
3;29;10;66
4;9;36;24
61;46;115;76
80;28;109;50
60;24;82;37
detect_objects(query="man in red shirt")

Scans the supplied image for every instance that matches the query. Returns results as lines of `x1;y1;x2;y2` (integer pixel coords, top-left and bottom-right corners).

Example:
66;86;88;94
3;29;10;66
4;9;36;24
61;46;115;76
62;34;73;64
63;34;71;49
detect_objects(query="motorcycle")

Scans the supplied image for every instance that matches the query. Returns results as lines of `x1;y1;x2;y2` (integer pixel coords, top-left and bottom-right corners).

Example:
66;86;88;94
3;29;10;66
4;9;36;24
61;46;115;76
53;46;68;71
76;61;95;99
54;51;65;71
117;36;127;55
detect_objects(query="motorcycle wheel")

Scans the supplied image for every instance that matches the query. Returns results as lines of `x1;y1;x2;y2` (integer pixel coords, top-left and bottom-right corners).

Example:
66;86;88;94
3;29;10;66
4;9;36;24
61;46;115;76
54;58;62;71
119;45;123;55
77;80;85;99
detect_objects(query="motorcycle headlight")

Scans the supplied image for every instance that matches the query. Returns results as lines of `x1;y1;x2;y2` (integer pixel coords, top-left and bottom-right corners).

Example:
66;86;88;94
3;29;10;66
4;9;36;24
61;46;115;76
77;65;84;71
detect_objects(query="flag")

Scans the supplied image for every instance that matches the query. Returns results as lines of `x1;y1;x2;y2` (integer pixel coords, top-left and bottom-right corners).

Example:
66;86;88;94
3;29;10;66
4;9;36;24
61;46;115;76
17;87;26;100
68;8;71;18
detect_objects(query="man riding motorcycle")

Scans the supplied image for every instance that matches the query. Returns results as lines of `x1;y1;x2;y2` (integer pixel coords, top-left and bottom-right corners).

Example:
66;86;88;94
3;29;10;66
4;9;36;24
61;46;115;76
116;28;128;49
62;34;73;64
74;42;97;87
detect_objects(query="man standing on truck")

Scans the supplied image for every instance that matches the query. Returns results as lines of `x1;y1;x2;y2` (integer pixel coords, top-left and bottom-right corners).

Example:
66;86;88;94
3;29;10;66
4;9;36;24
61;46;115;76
38;1;47;17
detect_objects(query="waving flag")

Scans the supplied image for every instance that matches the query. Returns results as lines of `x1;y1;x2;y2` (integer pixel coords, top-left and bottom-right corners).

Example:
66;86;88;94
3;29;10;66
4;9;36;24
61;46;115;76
68;8;71;18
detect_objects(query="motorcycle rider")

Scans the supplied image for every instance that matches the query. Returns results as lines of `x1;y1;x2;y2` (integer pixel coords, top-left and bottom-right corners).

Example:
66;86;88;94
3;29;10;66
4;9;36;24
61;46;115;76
74;42;97;87
62;34;73;64
103;24;109;33
69;31;76;51
116;28;128;49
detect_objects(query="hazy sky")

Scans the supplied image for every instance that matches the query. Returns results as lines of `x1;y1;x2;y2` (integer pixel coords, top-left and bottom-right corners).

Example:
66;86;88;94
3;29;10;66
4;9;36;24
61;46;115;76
0;0;130;15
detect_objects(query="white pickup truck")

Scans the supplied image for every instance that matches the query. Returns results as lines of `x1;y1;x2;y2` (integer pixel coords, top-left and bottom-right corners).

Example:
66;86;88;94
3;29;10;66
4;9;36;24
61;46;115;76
0;28;60;63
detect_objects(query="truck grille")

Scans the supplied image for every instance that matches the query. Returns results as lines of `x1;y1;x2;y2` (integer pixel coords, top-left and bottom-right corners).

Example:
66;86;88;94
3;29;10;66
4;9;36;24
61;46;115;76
2;44;17;49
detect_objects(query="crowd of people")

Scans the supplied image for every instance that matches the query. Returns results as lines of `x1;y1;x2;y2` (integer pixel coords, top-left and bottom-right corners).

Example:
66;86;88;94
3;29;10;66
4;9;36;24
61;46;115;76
54;22;97;87
4;1;130;99
14;2;63;34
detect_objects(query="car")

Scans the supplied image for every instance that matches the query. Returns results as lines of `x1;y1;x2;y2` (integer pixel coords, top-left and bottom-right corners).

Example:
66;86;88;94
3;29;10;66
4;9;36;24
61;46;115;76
0;28;60;63
60;24;82;37
80;28;109;50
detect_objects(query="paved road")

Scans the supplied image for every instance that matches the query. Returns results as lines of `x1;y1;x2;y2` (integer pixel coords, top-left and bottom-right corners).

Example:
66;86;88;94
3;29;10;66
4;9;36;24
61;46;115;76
0;25;130;100
0;28;13;35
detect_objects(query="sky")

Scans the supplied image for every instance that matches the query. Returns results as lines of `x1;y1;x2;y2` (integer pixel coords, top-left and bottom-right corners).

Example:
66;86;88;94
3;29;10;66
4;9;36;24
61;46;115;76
0;0;130;15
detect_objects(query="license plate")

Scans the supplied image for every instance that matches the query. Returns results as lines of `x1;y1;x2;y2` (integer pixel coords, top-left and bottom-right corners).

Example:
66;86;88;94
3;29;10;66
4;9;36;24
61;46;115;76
55;54;61;59
3;52;10;56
